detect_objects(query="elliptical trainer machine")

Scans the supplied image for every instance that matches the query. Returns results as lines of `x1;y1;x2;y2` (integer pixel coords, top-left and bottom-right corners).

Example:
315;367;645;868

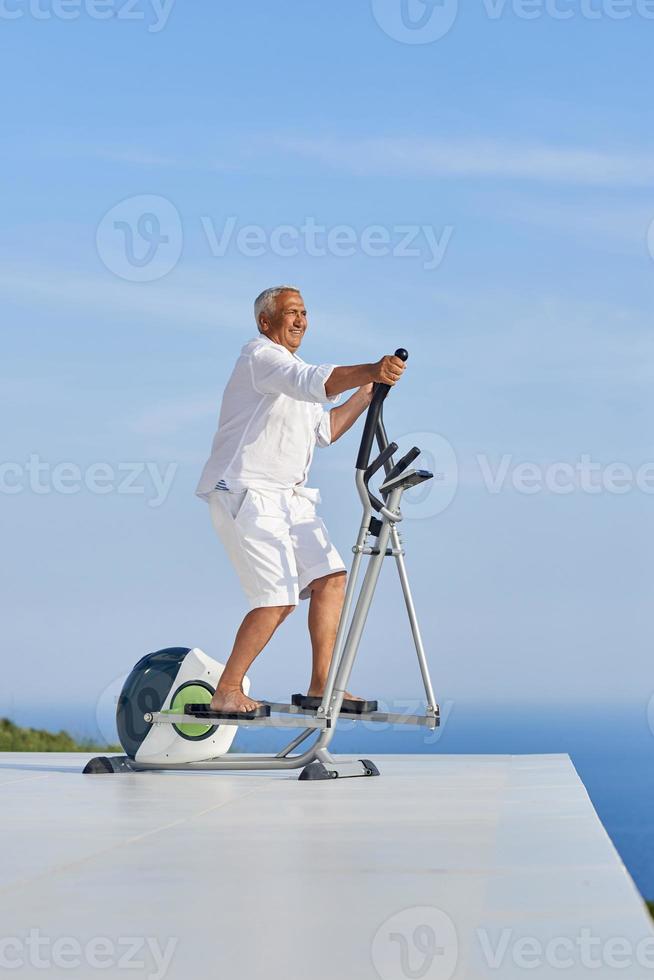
84;349;439;780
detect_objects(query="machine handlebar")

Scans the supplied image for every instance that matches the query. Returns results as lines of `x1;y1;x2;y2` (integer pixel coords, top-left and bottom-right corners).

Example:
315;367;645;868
384;446;421;485
365;443;398;481
364;442;399;513
355;348;408;471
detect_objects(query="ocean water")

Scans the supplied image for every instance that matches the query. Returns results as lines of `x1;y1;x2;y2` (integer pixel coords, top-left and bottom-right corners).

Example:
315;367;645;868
8;700;654;900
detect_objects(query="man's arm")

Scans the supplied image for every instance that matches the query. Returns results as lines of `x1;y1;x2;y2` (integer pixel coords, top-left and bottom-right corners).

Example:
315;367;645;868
328;385;374;443
324;355;405;398
251;346;337;403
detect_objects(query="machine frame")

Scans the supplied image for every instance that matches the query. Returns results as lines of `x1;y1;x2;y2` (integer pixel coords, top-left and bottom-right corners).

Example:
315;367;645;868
84;349;439;780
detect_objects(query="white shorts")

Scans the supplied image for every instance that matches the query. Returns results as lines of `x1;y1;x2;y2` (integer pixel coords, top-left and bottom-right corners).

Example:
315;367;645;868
209;486;347;609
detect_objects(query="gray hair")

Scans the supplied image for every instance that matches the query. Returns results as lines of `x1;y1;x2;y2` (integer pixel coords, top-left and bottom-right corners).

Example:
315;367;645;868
254;285;301;333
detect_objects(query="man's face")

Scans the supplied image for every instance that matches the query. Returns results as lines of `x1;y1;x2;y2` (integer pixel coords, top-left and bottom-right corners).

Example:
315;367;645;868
260;291;307;353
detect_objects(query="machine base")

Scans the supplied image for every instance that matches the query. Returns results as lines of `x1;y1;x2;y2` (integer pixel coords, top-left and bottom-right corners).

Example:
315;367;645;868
298;759;381;780
83;755;381;780
83;755;136;774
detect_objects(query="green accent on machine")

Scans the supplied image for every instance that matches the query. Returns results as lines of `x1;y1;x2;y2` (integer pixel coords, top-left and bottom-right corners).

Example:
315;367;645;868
170;683;213;738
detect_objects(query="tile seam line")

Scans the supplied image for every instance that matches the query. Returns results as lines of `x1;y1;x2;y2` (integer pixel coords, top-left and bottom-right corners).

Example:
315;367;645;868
0;783;268;899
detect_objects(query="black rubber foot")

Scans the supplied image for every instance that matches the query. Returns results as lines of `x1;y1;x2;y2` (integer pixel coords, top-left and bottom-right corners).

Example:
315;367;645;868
298;761;338;780
83;755;134;774
298;759;381;780
184;702;271;721
291;694;378;715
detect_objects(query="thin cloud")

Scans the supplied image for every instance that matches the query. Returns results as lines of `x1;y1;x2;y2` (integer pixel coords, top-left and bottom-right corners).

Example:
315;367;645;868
424;286;654;386
0;265;244;330
276;135;654;187
467;193;653;249
0;262;381;348
40;131;654;188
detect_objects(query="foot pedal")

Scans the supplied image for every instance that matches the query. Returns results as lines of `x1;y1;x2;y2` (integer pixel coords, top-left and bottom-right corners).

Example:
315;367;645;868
184;702;271;721
291;694;378;715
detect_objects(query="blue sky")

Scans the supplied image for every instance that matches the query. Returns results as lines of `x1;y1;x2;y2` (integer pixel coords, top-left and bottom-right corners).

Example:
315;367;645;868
2;1;653;738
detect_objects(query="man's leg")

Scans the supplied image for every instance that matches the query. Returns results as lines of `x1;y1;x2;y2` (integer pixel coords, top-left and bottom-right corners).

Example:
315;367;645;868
306;571;363;699
211;604;294;713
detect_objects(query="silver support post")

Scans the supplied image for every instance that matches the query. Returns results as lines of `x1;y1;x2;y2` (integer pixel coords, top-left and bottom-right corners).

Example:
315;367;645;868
389;523;438;714
316;493;371;717
275;727;316;758
326;487;402;719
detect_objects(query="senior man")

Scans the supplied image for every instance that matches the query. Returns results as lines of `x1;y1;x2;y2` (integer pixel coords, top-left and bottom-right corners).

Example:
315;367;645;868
196;285;405;716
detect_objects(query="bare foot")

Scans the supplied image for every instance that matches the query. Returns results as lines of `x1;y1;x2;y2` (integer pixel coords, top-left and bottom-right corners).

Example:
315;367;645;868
306;688;364;703
210;684;262;714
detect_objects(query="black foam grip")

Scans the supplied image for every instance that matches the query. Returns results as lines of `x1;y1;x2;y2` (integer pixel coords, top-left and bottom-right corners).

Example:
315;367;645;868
356;348;408;470
385;446;421;484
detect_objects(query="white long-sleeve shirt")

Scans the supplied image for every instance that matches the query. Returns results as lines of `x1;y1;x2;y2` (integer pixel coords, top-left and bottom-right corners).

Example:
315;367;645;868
195;335;341;499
